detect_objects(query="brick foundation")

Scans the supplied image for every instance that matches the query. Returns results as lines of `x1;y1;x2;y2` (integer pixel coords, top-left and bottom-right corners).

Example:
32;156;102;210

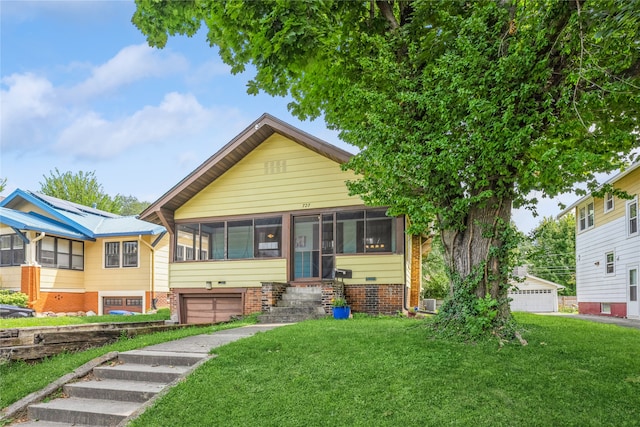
579;302;627;318
244;287;262;314
345;284;403;315
32;291;87;313
147;292;170;311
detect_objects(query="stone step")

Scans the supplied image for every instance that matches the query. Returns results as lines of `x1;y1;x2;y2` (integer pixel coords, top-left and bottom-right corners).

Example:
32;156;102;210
28;397;141;426
268;306;326;316
118;349;206;366
94;362;190;383
257;312;327;323
284;287;323;295
64;378;166;402
277;299;323;308
9;421;93;427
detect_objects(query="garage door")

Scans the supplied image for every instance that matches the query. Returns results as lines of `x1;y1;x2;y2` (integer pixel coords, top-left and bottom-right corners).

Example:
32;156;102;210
182;294;243;324
509;289;556;312
103;297;143;314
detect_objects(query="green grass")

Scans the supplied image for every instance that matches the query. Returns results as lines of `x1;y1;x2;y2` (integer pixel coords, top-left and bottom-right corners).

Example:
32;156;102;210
128;313;640;427
0;314;259;409
0;308;171;328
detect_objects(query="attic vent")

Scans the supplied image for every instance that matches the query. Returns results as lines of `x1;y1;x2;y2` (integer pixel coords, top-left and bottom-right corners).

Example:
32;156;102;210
264;160;287;175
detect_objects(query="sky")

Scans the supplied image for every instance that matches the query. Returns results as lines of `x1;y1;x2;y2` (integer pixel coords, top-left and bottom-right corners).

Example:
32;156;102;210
0;0;570;234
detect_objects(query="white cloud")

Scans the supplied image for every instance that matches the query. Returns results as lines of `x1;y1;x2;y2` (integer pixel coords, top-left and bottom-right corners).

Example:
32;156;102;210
69;44;188;100
0;73;60;150
54;92;242;159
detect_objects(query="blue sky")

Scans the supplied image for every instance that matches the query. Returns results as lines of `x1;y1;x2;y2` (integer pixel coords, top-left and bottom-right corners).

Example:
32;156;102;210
0;0;563;233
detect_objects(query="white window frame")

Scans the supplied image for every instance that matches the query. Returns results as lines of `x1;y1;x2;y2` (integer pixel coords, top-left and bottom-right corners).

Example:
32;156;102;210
601;303;611;314
104;240;139;269
604;193;614;213
605;251;615;275
122;241;139;268
629;267;638;304
627;198;638;237
578;201;595;232
105;241;120;268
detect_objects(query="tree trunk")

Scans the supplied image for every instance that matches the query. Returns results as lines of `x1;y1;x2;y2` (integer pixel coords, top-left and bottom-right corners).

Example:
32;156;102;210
437;192;515;334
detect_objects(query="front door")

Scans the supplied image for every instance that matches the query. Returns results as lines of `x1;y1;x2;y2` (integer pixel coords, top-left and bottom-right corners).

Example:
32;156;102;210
293;214;335;280
628;267;639;318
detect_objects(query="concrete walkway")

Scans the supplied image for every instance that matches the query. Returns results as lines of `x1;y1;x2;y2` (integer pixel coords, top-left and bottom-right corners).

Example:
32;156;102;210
572;314;640;329
540;312;640;330
139;323;290;353
4;323;291;426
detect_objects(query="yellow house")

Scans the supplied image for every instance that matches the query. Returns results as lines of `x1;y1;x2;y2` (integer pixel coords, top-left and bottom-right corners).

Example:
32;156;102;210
0;190;169;314
560;161;640;318
140;114;425;323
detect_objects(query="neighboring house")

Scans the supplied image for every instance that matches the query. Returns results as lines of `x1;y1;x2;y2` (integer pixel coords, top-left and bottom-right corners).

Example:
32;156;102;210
140;114;425;324
509;268;565;313
0;190;169;314
560;162;640;318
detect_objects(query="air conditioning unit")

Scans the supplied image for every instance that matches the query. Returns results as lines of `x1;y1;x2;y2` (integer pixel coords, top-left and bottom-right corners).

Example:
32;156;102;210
422;299;437;312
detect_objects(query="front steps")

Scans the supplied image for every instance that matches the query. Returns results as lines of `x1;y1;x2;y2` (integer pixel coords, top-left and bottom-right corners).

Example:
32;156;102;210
18;350;208;426
258;286;327;323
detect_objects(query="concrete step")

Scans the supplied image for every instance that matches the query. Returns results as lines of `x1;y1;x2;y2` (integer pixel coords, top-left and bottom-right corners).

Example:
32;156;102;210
284;287;322;295
9;421;93;427
27;397;141;426
268;306;326;316
94;362;190;383
64;378;166;402
277;299;323;308
281;292;322;301
118;349;206;366
257;312;327;323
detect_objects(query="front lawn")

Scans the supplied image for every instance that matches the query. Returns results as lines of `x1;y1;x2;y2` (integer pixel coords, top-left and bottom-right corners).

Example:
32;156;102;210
0;315;259;409
130;313;640;427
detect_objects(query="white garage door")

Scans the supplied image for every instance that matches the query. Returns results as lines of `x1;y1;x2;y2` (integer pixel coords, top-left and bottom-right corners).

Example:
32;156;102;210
509;289;556;312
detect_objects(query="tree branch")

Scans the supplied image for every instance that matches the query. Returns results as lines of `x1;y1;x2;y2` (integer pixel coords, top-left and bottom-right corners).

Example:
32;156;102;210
376;1;399;30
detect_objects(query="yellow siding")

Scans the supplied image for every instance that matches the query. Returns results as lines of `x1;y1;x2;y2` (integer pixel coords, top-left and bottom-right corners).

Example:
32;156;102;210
170;259;287;288
336;254;405;284
83;237;156;292
40;268;84;290
0;266;22;289
176;135;361;219
588;168;640;228
153;236;170;293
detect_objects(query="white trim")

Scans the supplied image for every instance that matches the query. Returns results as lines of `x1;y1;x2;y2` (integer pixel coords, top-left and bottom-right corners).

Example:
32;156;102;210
102;239;140;269
605;250;616;276
604;193;614;213
578;201;595;233
559;161;640;218
627;197;638;237
38;288;87;293
627;265;639;318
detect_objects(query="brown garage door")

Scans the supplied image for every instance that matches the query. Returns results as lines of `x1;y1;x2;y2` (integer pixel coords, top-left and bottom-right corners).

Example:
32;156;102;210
103;297;143;314
182;294;243;324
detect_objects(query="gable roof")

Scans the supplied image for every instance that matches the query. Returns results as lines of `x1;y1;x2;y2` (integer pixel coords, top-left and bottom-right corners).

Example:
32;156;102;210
0;189;165;240
559;161;640;218
139;113;354;225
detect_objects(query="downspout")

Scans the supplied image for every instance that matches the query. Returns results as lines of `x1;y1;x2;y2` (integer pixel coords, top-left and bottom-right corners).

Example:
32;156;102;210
138;235;156;311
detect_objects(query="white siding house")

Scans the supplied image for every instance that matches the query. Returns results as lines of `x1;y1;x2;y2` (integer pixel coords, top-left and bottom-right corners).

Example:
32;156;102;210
560;162;640;318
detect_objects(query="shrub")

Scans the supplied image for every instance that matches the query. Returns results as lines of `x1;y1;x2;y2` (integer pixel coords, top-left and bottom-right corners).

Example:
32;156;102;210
0;290;29;307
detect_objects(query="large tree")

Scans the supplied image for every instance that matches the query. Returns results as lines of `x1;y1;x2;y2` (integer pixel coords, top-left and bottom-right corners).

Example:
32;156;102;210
133;0;640;337
40;168;123;214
